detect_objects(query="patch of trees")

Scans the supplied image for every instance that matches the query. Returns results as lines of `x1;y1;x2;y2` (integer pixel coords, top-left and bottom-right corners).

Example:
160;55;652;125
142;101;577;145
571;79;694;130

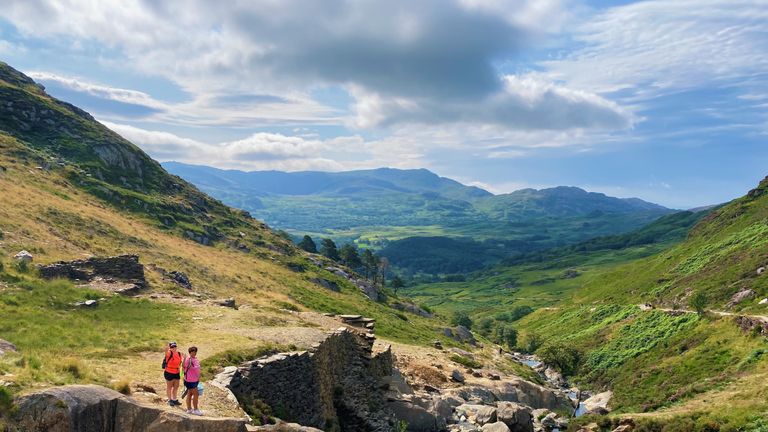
296;235;392;286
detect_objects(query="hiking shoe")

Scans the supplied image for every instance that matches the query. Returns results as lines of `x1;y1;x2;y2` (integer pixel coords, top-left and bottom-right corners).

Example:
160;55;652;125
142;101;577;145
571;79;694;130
168;400;175;407
186;409;193;414
192;409;203;416
172;399;182;406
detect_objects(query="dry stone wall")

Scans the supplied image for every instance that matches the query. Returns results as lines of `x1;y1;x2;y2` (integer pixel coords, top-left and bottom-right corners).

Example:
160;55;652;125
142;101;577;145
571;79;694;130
225;328;395;431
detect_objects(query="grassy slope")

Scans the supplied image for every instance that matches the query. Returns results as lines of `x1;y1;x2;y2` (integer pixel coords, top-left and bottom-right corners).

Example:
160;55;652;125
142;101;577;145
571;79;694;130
0;64;460;406
518;178;768;430
406;187;768;429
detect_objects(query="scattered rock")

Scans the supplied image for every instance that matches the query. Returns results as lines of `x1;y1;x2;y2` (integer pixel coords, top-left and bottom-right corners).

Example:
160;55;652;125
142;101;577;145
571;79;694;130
216;298;237;308
433;340;444;350
543;368;566;388
455;404;497;425
13;250;33;262
168;271;192;289
758;267;766;275
482;422;511;432
734;316;768;335
496;402;533;432
448;348;475;359
472;371;483;378
728;289;757;308
761;298;768;305
451;370;466;383
0;339;17;356
453;326;477;345
310;278;339;292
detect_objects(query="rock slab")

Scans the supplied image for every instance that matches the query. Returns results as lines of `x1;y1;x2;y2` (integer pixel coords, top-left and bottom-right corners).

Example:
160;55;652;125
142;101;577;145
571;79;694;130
10;384;247;432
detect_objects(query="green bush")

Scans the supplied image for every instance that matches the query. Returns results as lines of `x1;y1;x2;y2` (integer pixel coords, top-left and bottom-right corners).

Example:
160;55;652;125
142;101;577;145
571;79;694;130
14;260;29;273
0;386;13;416
449;354;482;369
450;311;472;329
492;324;517;350
537;343;581;376
477;318;494;337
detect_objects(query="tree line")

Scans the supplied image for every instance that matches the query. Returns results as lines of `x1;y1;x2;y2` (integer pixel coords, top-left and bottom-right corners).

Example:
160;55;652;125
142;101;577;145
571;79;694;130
297;235;404;290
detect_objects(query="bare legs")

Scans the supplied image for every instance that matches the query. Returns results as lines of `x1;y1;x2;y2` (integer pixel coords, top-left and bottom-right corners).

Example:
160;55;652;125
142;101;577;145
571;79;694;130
166;379;179;402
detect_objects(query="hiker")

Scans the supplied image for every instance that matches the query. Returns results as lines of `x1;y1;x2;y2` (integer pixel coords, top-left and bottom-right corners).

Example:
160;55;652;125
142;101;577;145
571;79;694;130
163;341;183;406
183;346;203;416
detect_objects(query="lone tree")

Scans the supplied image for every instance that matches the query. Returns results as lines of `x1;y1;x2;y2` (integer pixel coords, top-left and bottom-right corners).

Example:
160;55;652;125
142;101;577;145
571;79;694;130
690;291;708;315
493;324;518;351
298;235;317;253
390;275;405;295
537;343;581;376
320;238;340;261
339;243;362;269
361;249;379;279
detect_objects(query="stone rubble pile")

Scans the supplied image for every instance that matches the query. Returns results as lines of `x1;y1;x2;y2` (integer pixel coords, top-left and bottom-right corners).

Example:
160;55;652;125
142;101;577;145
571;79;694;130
37;254;146;295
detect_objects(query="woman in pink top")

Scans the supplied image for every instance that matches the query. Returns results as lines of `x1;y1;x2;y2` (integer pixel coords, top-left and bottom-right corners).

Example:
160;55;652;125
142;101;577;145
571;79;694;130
182;346;202;415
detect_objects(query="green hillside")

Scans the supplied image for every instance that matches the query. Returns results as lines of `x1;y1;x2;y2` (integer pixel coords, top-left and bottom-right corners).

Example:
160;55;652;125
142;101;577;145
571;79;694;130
406;178;768;429
0;61;462;421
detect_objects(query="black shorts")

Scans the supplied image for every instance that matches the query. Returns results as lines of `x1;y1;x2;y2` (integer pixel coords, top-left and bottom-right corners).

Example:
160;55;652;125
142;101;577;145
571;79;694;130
164;371;180;381
184;380;199;389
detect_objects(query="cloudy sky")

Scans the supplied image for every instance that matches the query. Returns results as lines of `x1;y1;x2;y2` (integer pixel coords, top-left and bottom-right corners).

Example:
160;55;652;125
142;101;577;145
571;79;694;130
1;0;766;208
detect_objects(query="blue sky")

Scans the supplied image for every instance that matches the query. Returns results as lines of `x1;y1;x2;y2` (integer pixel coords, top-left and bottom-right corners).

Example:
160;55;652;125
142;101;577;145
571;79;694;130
0;0;766;208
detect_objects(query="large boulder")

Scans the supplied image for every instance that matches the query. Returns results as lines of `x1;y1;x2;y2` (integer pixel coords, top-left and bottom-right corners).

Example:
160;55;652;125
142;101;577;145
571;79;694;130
482;422;511;432
444;386;497;405
455;404;497;425
11;384;247;432
496;402;533;432
453;326;477;345
389;400;442;432
728;289;757;308
582;391;612;415
487;378;571;411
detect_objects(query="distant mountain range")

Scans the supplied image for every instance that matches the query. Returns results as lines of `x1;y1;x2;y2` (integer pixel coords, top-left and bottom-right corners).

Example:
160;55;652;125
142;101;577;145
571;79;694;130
164;162;673;274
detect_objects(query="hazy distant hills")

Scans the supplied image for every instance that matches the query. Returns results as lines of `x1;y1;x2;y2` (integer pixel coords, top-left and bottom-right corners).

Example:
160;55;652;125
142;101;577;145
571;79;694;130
164;162;673;274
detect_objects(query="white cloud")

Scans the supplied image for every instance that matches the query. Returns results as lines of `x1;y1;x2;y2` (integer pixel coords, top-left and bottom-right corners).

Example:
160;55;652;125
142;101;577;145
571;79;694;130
30;71;341;126
1;0;633;132
101;121;345;171
351;73;633;129
27;71;167;109
542;0;768;96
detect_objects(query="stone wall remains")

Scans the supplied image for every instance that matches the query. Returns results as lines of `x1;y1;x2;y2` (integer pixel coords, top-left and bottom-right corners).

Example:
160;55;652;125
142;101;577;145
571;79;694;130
37;255;146;287
225;328;395;431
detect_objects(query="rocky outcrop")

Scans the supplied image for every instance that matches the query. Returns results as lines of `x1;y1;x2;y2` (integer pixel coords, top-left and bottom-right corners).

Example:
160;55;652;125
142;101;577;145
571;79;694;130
734;315;768;335
9;384;247;432
222;329;395;431
37;255;146;295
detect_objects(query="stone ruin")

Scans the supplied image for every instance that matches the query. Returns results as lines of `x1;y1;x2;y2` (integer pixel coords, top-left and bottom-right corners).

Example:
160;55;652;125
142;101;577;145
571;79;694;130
37;254;146;295
217;327;396;431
